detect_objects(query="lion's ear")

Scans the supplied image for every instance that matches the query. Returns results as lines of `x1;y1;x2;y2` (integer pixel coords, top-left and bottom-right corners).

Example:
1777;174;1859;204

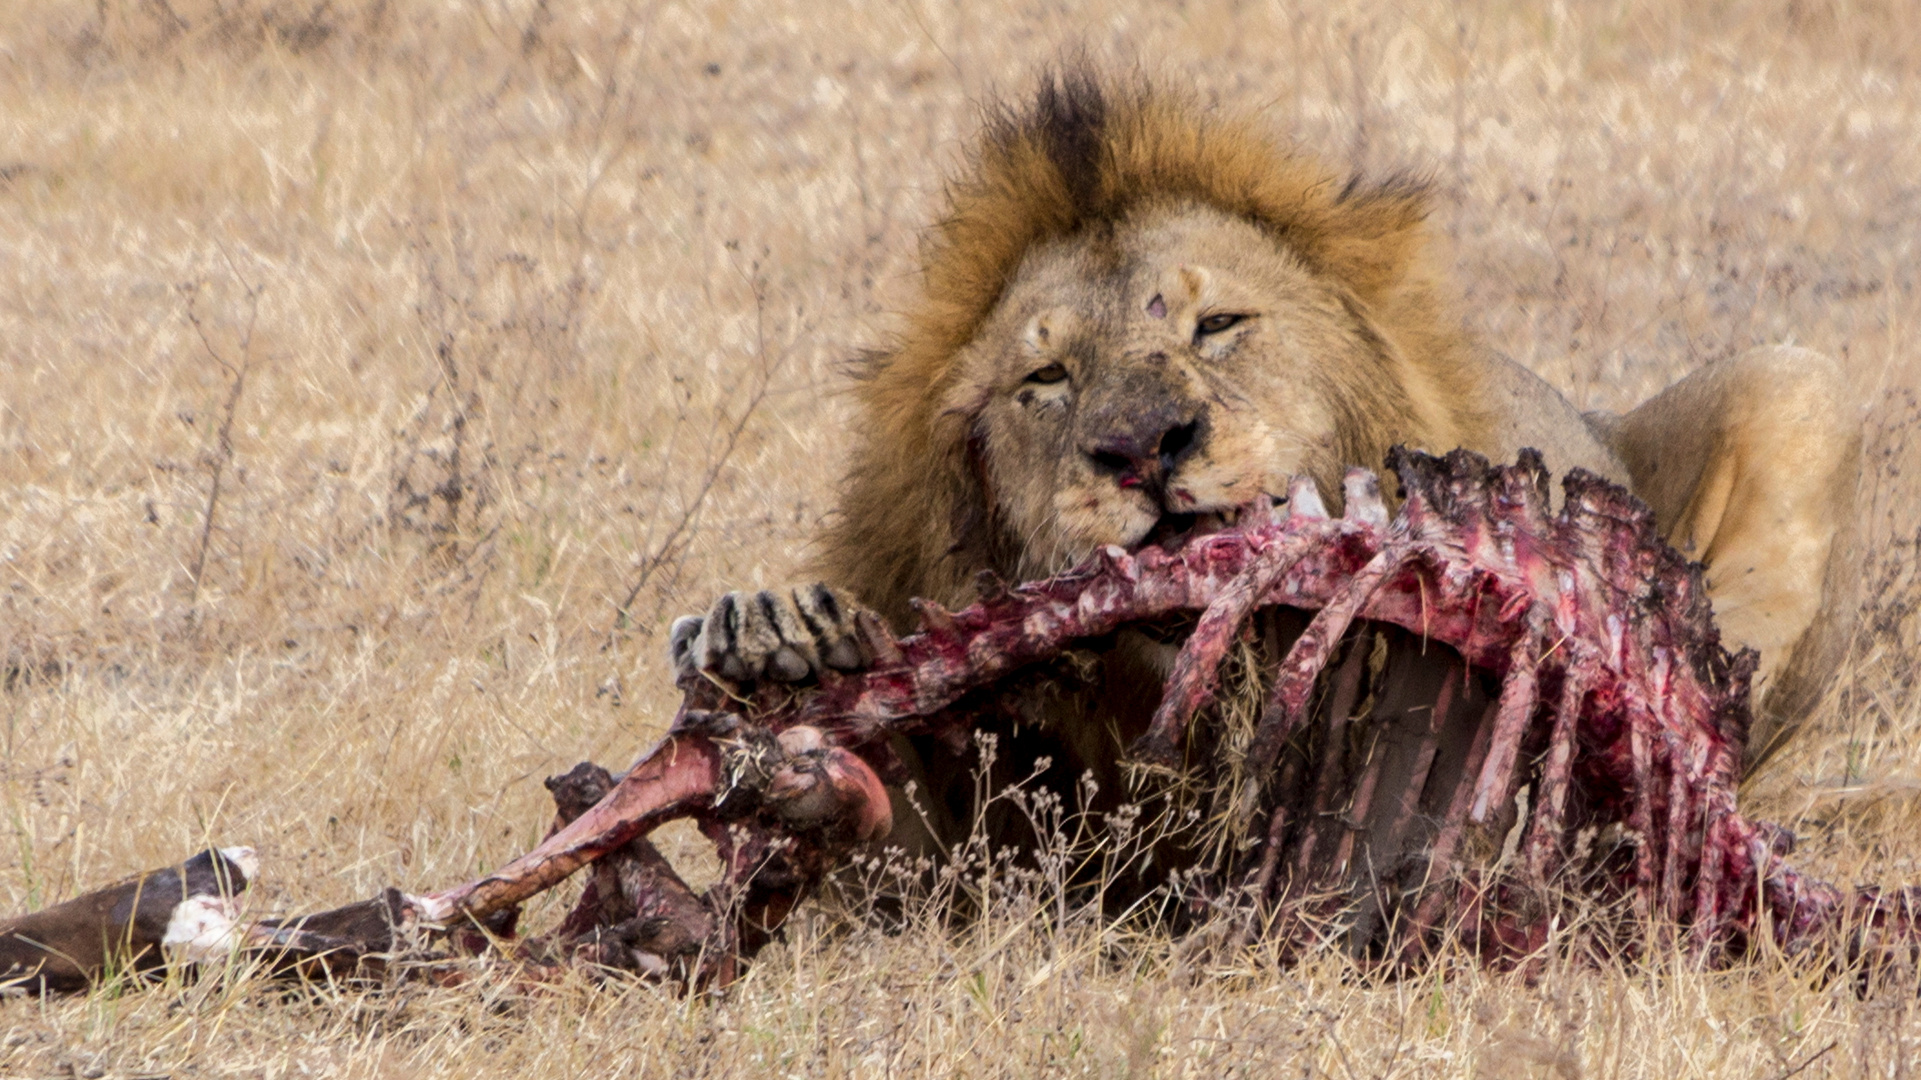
1312;176;1432;303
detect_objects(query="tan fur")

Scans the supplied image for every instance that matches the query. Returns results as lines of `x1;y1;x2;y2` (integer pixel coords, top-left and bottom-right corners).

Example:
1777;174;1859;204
797;73;1854;849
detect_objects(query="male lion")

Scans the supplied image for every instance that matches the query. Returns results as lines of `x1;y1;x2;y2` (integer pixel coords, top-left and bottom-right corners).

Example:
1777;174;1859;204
671;72;1858;859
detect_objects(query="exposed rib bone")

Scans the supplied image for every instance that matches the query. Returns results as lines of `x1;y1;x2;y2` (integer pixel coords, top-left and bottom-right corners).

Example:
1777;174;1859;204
1241;548;1408;786
1689;811;1727;957
1141;530;1323;760
1521;665;1589;882
1469;620;1545;824
1628;718;1657;923
1225;805;1295;952
1402;692;1500;952
1292;633;1374;881
1377;658;1463;873
1328;719;1387;882
1662;735;1689;923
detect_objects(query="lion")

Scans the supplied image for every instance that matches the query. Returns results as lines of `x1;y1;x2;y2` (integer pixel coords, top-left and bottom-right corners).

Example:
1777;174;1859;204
670;71;1860;860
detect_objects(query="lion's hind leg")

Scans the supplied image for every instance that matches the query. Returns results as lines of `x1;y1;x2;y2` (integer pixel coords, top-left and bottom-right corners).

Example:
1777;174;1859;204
1590;345;1861;764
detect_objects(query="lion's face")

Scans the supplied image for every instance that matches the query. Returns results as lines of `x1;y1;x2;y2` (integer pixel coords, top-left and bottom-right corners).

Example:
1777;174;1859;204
948;201;1381;578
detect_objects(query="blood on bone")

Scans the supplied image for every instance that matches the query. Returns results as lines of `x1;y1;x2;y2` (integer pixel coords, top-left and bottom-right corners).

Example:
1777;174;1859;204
428;734;726;921
1237;543;1405;785
1145;528;1318;750
1521;665;1589;882
1469;618;1544;825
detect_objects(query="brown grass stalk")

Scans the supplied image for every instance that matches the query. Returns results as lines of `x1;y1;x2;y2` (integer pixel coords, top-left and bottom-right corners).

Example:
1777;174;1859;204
180;277;259;606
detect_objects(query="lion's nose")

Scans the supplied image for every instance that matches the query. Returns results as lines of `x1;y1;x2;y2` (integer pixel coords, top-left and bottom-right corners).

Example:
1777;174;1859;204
1085;415;1202;491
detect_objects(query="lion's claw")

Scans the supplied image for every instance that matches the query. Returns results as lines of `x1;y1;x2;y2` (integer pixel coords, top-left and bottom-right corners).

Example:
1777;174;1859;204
670;584;878;685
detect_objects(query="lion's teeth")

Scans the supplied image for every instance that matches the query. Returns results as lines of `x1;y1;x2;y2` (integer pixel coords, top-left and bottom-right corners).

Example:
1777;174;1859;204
1287;476;1329;521
1341;468;1389;528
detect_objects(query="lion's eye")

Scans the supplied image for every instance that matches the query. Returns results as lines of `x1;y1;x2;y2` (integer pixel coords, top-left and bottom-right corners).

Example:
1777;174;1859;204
1195;313;1248;339
1024;363;1069;385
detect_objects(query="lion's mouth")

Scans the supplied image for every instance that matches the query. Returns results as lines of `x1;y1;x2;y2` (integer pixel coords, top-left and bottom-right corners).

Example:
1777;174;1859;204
1136;489;1297;552
1139;508;1240;552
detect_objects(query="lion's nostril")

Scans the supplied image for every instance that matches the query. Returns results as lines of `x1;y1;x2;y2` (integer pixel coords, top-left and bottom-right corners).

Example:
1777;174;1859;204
1159;420;1200;466
1090;448;1134;478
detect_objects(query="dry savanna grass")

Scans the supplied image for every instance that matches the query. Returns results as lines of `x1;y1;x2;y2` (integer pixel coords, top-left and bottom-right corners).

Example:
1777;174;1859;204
2;0;1919;1075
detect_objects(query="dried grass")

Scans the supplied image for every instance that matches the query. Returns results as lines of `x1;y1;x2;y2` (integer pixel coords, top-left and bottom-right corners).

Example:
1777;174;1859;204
1;0;1918;1075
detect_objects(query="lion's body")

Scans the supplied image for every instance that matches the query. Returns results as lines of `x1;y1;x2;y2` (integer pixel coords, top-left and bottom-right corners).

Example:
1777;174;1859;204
680;73;1857;856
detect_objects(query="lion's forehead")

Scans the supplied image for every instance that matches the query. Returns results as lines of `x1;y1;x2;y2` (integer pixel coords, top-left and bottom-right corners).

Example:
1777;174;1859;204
984;203;1314;364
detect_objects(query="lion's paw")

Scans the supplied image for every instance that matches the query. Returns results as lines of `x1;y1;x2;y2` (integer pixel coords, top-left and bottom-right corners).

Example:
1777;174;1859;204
670;584;875;684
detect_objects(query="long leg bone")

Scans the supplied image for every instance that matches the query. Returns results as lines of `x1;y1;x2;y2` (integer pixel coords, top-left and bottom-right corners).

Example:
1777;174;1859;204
423;720;892;935
422;734;729;924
